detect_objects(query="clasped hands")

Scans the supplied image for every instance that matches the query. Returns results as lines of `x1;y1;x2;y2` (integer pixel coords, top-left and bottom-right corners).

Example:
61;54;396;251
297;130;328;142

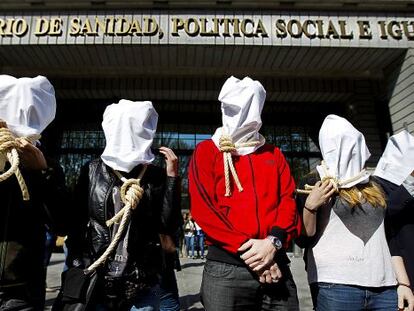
238;238;282;284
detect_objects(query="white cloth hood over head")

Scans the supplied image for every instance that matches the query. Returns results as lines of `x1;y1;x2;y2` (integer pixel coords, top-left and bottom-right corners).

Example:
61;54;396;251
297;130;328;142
0;75;56;137
101;100;158;173
374;130;414;185
211;76;266;156
317;114;371;188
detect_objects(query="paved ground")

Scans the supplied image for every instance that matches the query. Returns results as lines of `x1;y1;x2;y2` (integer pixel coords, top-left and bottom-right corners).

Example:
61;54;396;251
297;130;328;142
45;252;312;310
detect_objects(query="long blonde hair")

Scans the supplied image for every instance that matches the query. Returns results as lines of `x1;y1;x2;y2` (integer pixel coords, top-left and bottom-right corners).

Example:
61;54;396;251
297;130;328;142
338;181;386;208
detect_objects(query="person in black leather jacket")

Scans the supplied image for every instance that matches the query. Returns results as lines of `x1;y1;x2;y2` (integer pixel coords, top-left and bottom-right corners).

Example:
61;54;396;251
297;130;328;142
0;75;69;311
64;100;181;311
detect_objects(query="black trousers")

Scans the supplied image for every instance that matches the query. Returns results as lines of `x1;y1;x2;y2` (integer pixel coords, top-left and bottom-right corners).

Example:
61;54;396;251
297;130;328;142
201;259;299;311
0;284;44;311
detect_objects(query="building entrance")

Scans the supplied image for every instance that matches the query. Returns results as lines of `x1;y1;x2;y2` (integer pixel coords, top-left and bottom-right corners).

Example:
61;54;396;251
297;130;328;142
0;44;406;205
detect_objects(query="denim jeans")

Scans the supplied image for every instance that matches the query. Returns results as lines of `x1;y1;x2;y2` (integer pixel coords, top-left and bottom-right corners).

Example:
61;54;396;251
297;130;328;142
196;231;205;258
316;282;397;311
94;285;160;311
201;259;299;311
159;286;180;311
44;231;56;267
129;285;160;311
184;235;195;257
62;242;68;272
159;263;180;311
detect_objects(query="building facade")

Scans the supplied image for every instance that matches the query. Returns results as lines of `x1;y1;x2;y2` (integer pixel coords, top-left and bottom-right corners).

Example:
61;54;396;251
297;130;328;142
1;0;414;207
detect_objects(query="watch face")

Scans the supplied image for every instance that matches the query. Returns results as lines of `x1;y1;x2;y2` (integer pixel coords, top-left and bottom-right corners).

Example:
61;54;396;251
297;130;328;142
275;239;282;249
267;236;282;250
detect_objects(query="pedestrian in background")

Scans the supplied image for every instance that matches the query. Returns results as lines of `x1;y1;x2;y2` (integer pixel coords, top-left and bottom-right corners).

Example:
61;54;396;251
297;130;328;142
183;212;196;259
194;221;205;259
177;213;185;258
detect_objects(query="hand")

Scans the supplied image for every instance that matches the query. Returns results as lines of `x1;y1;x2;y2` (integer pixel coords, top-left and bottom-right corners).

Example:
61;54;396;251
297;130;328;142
16;138;47;170
305;180;336;211
411;170;414;177
69;257;85;269
238;238;276;272
258;262;283;284
0;119;7;128
398;284;414;311
159;146;178;177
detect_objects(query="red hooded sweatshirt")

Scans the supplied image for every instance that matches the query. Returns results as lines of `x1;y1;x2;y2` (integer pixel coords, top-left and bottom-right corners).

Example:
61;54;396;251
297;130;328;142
189;139;301;256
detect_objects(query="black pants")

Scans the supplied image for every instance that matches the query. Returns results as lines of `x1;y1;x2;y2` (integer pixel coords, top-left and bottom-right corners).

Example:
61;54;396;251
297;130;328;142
201;260;299;311
0;284;44;311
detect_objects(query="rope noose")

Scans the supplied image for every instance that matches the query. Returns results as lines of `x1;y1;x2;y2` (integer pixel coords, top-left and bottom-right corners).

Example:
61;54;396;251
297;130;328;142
0;127;40;201
219;134;259;197
86;165;147;273
296;161;367;195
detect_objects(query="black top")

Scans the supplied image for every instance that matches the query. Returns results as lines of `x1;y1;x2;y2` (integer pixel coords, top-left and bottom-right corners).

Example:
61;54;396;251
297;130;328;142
375;176;414;290
207;244;291;268
66;159;181;281
0;158;70;309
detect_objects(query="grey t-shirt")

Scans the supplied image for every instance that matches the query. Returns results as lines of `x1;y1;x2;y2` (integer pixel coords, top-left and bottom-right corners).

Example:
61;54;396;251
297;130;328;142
307;198;396;287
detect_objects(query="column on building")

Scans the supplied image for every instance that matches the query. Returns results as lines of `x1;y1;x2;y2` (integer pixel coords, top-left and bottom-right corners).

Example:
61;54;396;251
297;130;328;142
387;49;414;134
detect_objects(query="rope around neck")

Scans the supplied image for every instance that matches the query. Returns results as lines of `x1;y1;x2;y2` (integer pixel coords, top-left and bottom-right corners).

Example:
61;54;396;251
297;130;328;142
296;160;368;195
219;134;260;197
0;127;40;201
86;165;147;273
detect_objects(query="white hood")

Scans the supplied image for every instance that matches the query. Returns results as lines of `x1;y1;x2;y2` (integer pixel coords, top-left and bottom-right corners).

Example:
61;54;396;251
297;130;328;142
211;76;266;155
374;130;414;186
317;115;371;188
0;75;56;137
101;100;158;173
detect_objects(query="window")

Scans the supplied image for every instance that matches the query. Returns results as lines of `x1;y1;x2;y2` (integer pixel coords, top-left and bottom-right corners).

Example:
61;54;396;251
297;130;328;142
59;130;105;189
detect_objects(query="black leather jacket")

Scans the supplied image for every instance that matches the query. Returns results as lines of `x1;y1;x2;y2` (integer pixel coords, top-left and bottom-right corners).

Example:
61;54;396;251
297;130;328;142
66;159;181;281
0;159;69;306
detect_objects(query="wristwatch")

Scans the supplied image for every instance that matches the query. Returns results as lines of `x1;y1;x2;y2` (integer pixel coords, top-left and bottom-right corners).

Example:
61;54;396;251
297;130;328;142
266;235;283;251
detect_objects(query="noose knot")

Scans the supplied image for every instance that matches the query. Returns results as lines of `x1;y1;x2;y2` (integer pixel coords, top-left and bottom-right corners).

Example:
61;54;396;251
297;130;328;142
0;127;40;201
218;135;242;197
0;128;19;153
321;176;340;192
219;135;236;153
120;179;144;210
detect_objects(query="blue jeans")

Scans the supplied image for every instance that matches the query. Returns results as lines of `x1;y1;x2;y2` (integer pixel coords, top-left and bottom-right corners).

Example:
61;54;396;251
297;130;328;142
129;285;160;311
62;242;68;272
185;235;195;257
196;232;205;257
159;257;180;311
95;286;160;311
316;283;397;311
44;231;56;267
159;283;180;311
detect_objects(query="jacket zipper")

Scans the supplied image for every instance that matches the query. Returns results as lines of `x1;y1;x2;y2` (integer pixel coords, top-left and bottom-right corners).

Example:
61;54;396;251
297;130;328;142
248;155;260;236
104;175;117;241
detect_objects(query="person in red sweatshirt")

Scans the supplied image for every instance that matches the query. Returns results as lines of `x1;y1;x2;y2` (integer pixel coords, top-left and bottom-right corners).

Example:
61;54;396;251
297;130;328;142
188;76;301;311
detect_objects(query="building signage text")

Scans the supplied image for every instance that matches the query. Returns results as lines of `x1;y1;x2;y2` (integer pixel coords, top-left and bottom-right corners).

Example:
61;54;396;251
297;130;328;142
0;13;413;47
